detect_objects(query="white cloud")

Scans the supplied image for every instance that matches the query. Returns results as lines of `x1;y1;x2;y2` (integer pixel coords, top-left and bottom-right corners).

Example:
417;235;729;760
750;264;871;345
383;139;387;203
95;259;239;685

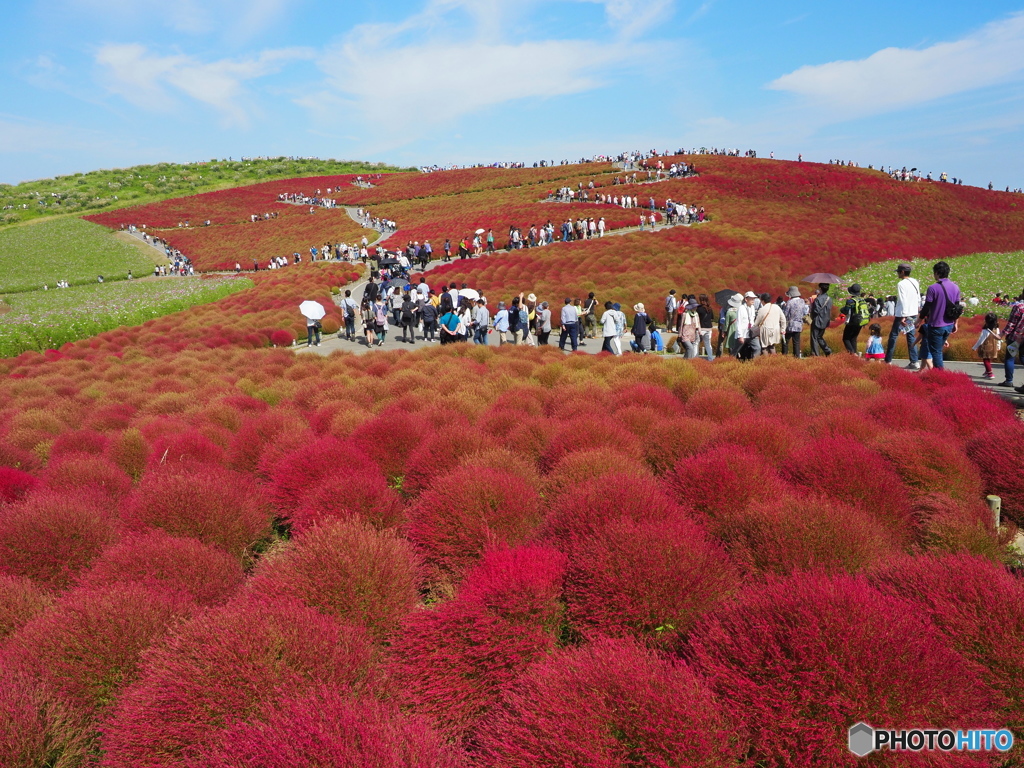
769;12;1024;118
307;0;664;150
95;44;314;128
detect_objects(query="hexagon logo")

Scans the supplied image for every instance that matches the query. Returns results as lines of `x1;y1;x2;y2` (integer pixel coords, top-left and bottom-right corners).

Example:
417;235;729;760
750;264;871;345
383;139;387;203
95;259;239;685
849;722;875;757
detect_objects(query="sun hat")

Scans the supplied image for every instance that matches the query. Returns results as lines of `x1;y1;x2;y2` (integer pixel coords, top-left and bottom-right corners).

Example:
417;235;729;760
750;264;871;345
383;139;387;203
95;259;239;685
728;293;742;308
744;291;757;299
527;293;537;302
849;283;862;295
633;303;645;312
613;303;621;311
685;300;699;310
786;286;800;298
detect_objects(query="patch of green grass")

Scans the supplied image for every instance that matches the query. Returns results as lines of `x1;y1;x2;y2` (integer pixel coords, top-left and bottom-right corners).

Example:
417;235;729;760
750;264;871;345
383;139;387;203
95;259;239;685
0;157;413;228
845;251;1024;317
0;276;251;357
0;218;158;293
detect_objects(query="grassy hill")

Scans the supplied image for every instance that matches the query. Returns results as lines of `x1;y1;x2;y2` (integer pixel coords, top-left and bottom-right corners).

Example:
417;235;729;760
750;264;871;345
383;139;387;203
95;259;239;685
0;157;413;228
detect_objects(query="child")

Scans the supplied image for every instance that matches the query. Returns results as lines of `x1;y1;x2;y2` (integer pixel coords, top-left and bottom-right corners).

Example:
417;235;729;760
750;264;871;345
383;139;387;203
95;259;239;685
864;323;885;360
973;312;1002;379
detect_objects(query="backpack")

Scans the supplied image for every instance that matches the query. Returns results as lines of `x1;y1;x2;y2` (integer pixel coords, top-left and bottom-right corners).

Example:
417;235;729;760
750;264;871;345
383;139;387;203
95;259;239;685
852;297;871;325
374;305;387;325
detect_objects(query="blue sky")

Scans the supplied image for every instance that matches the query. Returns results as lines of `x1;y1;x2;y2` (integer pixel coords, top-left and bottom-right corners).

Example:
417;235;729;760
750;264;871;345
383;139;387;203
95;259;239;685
2;0;1024;187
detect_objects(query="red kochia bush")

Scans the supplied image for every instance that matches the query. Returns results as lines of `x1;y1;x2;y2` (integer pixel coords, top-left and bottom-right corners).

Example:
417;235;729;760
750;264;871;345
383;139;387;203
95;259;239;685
247;519;419;639
541;446;650;500
147;428;226;469
407;467;542;580
476;637;746;768
0;466;38;504
99;596;379;768
227;409;308;474
871;554;1024;728
0;667;89;768
288;465;405;533
4;583;194;717
966;420;1024;526
688;571;1004;768
930;387;1016;439
195;688;467;768
874;430;983;503
76;530;244;606
43;456;133;502
727;493;906;575
350;411;431;480
667;445;784;532
0;574;52;640
542;474;687;546
0;490;120;591
123;465;272;558
268;436;376;513
387;546;565;739
780;435;914;539
563;515;737;648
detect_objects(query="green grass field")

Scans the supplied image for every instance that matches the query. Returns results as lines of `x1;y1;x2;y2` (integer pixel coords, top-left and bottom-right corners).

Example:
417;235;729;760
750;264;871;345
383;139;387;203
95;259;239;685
0;276;251;357
844;251;1024;316
0;157;412;227
0;218;159;293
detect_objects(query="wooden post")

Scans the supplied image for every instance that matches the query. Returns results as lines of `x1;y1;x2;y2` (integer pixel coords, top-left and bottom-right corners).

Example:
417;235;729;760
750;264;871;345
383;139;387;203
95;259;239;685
987;495;1002;529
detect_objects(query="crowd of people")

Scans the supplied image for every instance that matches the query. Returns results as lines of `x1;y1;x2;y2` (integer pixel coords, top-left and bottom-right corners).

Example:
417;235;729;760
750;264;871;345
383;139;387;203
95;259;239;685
277;189;343;209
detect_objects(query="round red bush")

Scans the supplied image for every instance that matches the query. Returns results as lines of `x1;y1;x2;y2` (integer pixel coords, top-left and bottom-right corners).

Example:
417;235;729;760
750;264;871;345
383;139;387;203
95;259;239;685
476;637;745;768
407;467;542;580
564;514;737;648
350;411;431;481
688;571;1004;768
4;583;194;717
780;435;914;539
99;596;379;768
727;493;907;575
0;667;89;768
147;428;225;469
0;467;38;505
288;465;405;533
43;456;132;502
76;530;244;606
966;420;1024;526
667;445;786;533
386;546;565;739
871;554;1024;728
541;446;650;500
247;519;419;639
0;574;52;640
683;386;753;423
194;688;467;768
930;387;1015;439
267;435;375;513
538;417;642;473
874;430;983;503
123;465;273;558
227;409;308;474
269;329;295;347
0;490;120;591
48;429;109;462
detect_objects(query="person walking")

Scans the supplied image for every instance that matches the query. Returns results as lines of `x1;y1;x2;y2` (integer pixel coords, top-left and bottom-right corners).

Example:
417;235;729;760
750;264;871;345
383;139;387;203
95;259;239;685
972;313;1002;379
360;298;377;347
340;289;358;341
735;291;760;359
841;284;870;355
631;304;651;353
782;286;807;357
755;292;787;354
420;296;439;342
473;298;490;345
677;300;700;357
584;292;599;339
400;293;419;343
665;290;679;326
999;292;1024;388
917;261;962;370
537;301;552;345
559;298;580;351
600;301;619;354
696;294;715;361
494;301;510;345
809;284;833;356
884;263;921;369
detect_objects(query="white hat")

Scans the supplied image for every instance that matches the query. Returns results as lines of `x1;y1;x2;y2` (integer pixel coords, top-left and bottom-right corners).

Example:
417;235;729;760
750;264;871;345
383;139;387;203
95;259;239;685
527;293;537;302
744;291;757;299
728;293;743;308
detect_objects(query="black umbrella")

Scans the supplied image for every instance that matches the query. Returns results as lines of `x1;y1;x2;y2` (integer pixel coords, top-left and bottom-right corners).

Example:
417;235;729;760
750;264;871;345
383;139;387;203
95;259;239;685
389;276;410;289
714;288;740;307
379;258;400;267
802;272;841;284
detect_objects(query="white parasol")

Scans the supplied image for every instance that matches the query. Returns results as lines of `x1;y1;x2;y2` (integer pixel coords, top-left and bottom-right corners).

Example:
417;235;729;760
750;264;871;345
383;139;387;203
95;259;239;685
459;288;480;302
475;228;486;235
299;300;326;320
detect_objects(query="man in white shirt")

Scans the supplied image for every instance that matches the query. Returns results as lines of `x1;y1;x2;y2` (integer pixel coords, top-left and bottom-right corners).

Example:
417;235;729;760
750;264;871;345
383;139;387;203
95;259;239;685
558;298;579;351
885;263;921;369
735;291;760;359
